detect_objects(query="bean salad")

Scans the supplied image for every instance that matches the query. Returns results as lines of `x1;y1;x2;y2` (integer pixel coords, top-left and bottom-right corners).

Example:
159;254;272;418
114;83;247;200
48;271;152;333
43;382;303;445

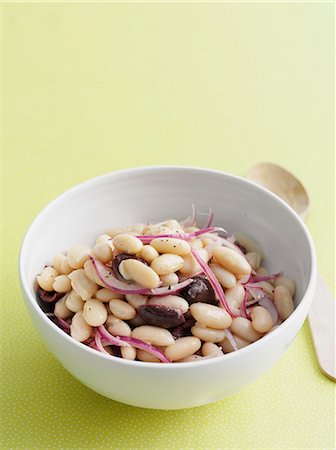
36;209;296;363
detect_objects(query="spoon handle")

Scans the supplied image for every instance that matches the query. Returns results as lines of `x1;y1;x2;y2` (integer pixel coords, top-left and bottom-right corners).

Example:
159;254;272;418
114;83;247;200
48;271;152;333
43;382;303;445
308;272;335;381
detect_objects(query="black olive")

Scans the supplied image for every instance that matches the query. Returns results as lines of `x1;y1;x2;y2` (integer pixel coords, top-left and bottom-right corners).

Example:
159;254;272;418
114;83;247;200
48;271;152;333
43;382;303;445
138;304;185;329
112;253;148;280
36;287;65;313
170;318;196;339
179;276;217;305
37;287;64;303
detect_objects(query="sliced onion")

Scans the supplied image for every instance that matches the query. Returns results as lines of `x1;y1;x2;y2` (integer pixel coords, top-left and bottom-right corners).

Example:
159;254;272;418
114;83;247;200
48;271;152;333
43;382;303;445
240;289;249;319
204;207;214;228
97;326;170;362
223;329;238;351
150;278;193;296
180;203;196;227
95;330;110;354
249;272;282;283
117;336;171;363
98;325;131;347
258;297;279;325
202;233;245;257
190;247;234;316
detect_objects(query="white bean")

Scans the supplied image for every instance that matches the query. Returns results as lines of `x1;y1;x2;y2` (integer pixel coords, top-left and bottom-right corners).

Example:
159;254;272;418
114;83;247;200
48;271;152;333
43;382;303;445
37;267;58;292
178;355;204;362
213;247;251;277
225;283;245;310
83;299;108;327
201;342;223;357
150;254;184;275
245;252;262;270
257;281;274;297
136;349;160;363
132;223;146;234
52;275;71;293
95;234;113;245
190;239;203;250
210;263;236;289
148;295;189;314
108;226;132;237
255;266;273;284
125;294;148;308
160;272;179;286
67;245;92;269
250;306;273;333
274;285;294;320
121;346;137;360
54;294;72;319
68;269;98;300
92;242;113;264
107;317;131;337
165;219;185;234
70;311;92;342
65;290;85;313
164;337;201;361
190;303;232;329
131;325;174;346
53;254;72;275
119;259;160;289
274;276;296;297
184;226;199;233
109;299;136;320
191;323;226;343
113;234;143;255
150;238;191;256
179;249;209;276
95;288;124;302
230;317;262;342
140;245;159;263
220;335;250;353
83;259;106;287
233;232;264;256
143;225;173;236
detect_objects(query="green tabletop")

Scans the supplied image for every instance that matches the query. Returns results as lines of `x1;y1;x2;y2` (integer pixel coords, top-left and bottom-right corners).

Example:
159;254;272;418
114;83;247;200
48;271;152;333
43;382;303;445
2;3;334;448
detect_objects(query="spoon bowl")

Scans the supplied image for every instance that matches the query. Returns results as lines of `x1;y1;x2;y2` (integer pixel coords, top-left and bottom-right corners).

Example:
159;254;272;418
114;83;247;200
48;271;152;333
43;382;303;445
246;162;310;220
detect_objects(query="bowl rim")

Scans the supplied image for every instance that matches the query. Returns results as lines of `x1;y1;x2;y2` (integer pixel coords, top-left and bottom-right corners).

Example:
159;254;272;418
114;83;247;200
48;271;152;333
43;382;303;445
19;165;317;368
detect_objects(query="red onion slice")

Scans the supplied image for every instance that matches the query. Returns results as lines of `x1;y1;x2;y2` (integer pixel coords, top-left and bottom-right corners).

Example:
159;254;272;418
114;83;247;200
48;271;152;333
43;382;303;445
117;336;171;363
249;272;282;283
98;325;131;347
149;278;193;296
240;289;250;319
204;207;214;228
97;326;170;363
258;297;279;325
95;330;110;354
190;248;234;316
180;203;197;228
223;329;238;351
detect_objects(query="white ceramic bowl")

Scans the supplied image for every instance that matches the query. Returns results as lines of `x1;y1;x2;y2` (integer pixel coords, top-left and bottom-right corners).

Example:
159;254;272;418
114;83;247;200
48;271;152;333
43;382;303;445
19;166;317;410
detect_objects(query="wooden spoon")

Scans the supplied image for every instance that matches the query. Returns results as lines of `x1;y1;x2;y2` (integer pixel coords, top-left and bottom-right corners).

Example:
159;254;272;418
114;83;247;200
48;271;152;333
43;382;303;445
246;162;335;381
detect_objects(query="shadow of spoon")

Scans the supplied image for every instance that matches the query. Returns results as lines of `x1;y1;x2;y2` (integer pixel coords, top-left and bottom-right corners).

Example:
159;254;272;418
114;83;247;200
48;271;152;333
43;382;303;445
246;162;335;381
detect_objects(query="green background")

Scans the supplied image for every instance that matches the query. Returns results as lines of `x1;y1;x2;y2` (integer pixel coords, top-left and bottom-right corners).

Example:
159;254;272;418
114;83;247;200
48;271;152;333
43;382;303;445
1;2;335;448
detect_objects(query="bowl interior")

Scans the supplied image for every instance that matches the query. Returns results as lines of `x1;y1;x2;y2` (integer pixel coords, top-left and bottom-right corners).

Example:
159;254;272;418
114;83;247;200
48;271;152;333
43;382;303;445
21;167;313;308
